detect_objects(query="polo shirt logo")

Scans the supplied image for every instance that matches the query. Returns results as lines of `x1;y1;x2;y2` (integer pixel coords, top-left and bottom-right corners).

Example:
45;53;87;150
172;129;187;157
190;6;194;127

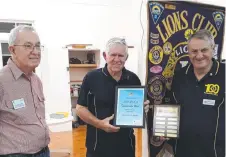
205;84;220;96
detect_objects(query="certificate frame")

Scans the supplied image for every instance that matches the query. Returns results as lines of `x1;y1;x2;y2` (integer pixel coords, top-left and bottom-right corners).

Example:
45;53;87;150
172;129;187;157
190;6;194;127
153;104;180;138
113;86;146;128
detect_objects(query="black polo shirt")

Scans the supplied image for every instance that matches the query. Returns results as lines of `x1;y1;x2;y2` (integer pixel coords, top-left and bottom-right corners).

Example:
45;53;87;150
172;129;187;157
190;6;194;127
77;64;141;155
170;58;225;157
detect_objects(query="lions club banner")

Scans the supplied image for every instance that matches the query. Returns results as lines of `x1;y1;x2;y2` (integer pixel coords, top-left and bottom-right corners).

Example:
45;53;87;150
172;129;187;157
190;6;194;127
146;1;225;155
146;1;225;105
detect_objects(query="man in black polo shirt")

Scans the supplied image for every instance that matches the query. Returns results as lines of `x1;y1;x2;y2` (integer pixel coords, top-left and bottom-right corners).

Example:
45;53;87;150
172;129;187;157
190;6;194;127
76;37;150;157
168;29;225;157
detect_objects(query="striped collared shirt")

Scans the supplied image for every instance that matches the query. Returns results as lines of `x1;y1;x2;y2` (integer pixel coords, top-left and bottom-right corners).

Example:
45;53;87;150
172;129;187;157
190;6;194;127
0;58;50;155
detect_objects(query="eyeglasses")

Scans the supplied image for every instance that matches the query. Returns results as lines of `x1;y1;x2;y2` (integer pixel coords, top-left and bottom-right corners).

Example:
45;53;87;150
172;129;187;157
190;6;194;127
189;47;212;56
14;44;44;51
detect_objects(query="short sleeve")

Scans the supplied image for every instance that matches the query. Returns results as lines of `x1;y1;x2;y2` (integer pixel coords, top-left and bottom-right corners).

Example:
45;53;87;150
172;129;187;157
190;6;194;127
77;74;90;107
171;72;178;93
129;72;141;86
134;75;141;86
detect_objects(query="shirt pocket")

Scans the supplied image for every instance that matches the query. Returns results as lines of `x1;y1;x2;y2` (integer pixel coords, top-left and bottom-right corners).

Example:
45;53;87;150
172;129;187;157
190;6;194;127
37;94;45;106
4;99;15;109
3;97;33;125
202;94;223;108
2;98;28;123
36;94;46;119
1;100;18;122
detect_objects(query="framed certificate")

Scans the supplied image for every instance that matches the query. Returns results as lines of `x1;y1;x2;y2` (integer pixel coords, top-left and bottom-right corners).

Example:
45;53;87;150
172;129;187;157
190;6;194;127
153;105;180;138
113;86;146;128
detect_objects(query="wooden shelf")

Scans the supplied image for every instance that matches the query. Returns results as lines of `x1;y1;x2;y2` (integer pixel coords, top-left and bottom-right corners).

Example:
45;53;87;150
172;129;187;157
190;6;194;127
66;44;92;48
68;48;100;52
70;80;83;83
69;64;97;68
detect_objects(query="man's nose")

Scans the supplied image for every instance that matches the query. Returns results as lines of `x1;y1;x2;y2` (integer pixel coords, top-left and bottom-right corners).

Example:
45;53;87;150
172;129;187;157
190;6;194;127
196;52;203;59
31;48;40;55
114;55;120;61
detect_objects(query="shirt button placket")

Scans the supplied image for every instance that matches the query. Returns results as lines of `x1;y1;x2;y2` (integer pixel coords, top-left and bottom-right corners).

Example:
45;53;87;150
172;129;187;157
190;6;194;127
35;102;39;109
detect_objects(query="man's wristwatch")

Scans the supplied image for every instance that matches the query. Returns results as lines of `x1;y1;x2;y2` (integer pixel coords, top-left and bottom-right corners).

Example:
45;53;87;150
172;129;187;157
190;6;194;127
150;136;164;146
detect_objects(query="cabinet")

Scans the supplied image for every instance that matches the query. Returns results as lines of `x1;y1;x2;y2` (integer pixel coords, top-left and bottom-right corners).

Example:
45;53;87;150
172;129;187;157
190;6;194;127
0;42;11;68
66;44;100;127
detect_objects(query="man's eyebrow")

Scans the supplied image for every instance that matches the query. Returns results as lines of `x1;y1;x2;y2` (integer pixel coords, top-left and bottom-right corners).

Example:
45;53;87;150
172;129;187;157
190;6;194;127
24;41;41;45
24;41;33;45
191;47;209;51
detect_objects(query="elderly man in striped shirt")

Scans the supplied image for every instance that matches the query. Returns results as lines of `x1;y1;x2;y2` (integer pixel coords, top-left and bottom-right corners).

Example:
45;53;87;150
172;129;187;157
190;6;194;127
0;25;50;157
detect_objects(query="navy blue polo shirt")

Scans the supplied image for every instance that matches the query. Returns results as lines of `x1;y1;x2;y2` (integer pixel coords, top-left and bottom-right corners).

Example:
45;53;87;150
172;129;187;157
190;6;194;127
170;58;225;157
77;64;141;155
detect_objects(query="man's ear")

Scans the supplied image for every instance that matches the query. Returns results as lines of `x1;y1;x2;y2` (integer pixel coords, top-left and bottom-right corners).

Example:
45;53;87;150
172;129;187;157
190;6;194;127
126;54;129;61
103;51;107;61
212;44;216;50
8;46;15;55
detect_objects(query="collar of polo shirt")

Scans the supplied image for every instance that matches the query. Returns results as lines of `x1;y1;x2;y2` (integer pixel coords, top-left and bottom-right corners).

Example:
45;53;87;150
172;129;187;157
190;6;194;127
185;58;219;76
102;63;129;80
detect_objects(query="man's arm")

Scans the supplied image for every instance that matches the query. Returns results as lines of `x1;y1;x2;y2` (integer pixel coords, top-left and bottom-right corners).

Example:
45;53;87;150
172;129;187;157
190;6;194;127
76;74;119;133
76;105;119;133
0;81;4;109
132;73;141;86
170;71;180;104
75;74;100;127
36;75;45;96
76;104;102;128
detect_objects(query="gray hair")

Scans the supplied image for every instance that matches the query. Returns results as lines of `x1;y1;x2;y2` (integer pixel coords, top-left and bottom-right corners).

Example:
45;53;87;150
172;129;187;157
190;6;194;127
105;37;128;55
8;25;36;46
187;29;215;48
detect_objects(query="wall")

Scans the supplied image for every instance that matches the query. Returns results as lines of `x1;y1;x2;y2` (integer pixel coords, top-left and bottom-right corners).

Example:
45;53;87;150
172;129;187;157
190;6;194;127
0;0;139;115
39;0;139;115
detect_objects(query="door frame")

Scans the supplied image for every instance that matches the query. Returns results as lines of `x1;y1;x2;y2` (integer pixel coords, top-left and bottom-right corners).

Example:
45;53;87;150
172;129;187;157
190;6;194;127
0;39;9;69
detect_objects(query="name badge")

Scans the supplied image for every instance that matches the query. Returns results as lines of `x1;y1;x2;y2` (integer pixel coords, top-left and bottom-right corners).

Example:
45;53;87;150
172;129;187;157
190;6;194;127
12;98;26;109
203;99;215;106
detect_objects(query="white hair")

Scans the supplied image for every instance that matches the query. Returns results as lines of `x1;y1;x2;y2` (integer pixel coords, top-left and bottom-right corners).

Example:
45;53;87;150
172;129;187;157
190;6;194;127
8;25;36;46
105;37;128;55
187;29;215;48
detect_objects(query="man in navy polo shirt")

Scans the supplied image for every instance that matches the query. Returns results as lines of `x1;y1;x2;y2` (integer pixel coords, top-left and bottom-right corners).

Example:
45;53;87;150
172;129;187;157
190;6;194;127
76;37;150;157
167;29;225;157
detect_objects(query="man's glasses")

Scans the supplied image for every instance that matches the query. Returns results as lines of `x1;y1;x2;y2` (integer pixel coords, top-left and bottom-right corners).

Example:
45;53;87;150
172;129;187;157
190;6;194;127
14;44;44;51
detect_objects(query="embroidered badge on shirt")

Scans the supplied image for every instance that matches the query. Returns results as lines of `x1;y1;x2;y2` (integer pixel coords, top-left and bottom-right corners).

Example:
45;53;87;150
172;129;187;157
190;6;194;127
205;84;220;96
203;99;215;106
12;98;26;110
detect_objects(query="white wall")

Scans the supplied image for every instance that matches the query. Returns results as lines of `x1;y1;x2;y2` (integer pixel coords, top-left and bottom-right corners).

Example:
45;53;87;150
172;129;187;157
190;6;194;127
0;0;138;115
